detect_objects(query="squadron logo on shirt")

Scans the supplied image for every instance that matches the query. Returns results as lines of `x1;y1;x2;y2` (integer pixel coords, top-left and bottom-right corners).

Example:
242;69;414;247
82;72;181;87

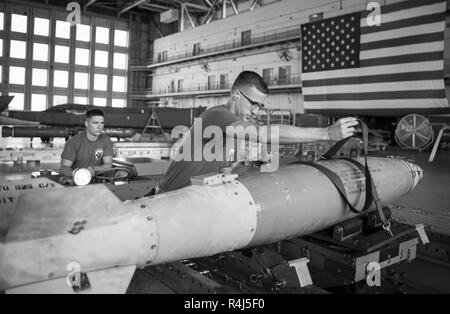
95;148;104;160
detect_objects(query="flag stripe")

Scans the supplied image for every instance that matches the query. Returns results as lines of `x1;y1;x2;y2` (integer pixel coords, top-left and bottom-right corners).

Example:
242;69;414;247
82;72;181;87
361;20;444;43
360;41;443;59
302;70;444;87
362;12;444;36
361;2;445;28
304;90;446;102
360;31;444;51
361;0;444;20
360;51;443;67
302;61;443;80
304;99;449;110
302;80;445;95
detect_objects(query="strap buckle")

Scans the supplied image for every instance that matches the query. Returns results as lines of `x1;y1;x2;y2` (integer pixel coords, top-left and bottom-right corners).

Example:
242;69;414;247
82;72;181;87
382;221;394;238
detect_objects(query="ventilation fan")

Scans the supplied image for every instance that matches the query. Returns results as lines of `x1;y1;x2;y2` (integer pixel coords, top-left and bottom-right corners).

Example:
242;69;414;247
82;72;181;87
201;62;211;72
278;47;293;62
395;114;434;150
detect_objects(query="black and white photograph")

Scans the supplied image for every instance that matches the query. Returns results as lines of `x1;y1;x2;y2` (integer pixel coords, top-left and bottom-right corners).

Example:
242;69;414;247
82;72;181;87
0;0;449;297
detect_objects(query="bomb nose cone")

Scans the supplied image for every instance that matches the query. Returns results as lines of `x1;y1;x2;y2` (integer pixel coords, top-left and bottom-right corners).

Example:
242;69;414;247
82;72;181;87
397;159;423;189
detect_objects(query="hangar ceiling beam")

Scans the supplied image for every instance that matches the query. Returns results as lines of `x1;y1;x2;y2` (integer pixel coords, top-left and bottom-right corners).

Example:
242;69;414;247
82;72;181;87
119;0;149;15
230;0;238;15
201;0;218;24
84;0;98;11
249;0;261;11
203;0;213;7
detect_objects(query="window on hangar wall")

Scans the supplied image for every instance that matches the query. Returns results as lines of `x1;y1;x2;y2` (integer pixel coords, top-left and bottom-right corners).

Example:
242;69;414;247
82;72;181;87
75;48;90;66
10;40;26;59
54;70;69;88
112;99;126;108
74;96;88;105
33;43;49;61
114;29;128;47
94;97;107;107
0;12;4;30
55;20;71;39
94;74;108;91
220;74;228;89
113;53;127;70
55;45;70;64
76;24;91;42
95;50;108;68
34;17;49;36
263;68;273;84
9;66;26;85
9;93;24;111
74;72;89;90
208;75;216;90
113;76;126;93
32;69;48;87
11;14;27;33
241;30;251;46
1;9;129;109
278;66;291;84
96;26;109;44
31;94;47;111
53;95;67;106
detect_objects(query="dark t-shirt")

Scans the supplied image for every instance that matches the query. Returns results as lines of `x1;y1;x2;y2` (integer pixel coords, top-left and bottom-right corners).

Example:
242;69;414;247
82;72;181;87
159;105;241;192
61;131;114;170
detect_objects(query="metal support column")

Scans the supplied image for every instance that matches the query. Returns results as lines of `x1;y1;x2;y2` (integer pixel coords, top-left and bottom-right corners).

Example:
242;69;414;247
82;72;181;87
1;4;11;97
24;6;33;111
88;23;96;106
107;20;114;107
68;20;77;104
48;11;56;108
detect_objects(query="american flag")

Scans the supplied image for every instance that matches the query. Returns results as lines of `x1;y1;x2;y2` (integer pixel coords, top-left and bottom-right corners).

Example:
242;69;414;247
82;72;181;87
301;0;449;115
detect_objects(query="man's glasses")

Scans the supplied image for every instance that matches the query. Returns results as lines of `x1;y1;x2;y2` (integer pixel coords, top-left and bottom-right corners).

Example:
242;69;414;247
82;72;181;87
239;90;264;108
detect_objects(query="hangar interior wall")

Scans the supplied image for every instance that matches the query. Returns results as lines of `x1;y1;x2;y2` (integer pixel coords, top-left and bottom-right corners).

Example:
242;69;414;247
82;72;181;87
150;0;414;113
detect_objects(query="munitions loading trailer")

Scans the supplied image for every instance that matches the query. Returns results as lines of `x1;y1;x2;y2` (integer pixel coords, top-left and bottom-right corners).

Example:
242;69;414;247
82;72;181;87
126;206;445;294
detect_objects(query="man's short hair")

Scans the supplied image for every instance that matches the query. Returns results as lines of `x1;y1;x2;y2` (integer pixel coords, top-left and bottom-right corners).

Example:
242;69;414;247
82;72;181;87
232;71;269;95
86;108;104;119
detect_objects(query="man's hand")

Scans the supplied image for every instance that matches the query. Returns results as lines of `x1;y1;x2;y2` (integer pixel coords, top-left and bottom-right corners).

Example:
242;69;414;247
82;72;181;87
87;166;96;176
326;117;359;141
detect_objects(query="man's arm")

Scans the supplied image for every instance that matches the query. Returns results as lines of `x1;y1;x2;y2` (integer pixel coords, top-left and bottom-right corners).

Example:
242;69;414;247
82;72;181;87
60;158;75;177
90;156;113;174
227;117;359;144
88;137;114;175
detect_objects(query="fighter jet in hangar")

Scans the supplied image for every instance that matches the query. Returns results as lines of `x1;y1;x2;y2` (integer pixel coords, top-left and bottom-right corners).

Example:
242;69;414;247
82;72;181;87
0;96;206;141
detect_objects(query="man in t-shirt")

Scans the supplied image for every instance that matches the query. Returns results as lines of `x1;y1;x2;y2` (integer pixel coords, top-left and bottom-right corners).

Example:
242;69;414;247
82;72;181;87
158;71;358;192
60;108;114;178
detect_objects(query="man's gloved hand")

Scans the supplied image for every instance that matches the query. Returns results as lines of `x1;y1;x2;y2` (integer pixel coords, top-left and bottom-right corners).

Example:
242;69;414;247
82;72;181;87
326;117;359;141
87;166;96;176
